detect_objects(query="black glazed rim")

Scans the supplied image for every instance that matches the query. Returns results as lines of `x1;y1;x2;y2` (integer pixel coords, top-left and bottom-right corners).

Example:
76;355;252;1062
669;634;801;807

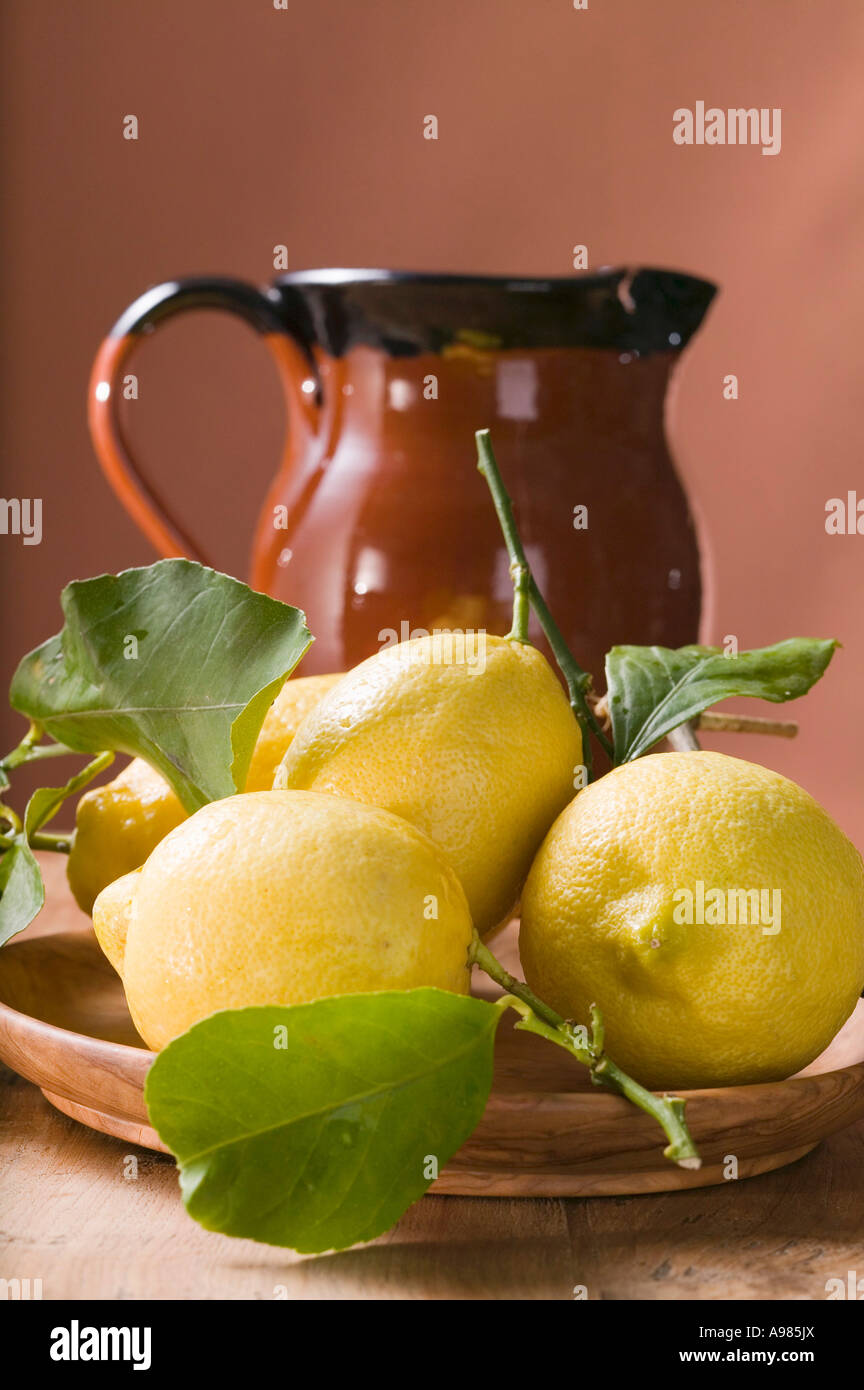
274;266;718;358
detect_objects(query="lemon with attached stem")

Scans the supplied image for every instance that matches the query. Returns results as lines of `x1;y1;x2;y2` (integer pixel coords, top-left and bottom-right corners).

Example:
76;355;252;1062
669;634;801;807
520;750;864;1090
68;672;342;913
93;789;474;1051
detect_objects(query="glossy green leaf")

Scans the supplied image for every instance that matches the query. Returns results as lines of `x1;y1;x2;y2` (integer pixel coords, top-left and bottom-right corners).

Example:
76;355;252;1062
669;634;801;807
0;835;44;946
146;990;502;1253
10;560;311;812
607;638;838;764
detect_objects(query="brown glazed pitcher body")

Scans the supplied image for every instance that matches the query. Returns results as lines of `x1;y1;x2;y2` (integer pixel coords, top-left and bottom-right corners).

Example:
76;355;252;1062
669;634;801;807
89;268;716;681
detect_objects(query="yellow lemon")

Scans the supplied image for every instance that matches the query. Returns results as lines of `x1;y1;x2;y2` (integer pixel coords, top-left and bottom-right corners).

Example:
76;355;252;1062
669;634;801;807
67;672;342;913
92;867;139;976
520;750;864;1089
276;633;582;936
244;674;343;792
93;790;473;1051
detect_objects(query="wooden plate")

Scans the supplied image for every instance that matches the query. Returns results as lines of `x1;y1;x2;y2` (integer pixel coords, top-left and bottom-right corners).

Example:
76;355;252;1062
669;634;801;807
2;921;864;1196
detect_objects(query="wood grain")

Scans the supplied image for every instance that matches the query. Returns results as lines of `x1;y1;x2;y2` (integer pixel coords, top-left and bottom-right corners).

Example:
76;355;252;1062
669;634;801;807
2;858;864;1299
4;1060;864;1300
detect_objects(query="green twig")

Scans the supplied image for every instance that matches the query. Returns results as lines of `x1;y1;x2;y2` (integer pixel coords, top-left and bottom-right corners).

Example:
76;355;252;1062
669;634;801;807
0;746;112;859
24;750;115;841
2;741;76;770
0;721;43;768
1;824;75;854
470;934;567;1034
0;803;23;837
475;429;614;776
509;562;531;644
470;932;701;1169
30;831;73;854
0;723;76;772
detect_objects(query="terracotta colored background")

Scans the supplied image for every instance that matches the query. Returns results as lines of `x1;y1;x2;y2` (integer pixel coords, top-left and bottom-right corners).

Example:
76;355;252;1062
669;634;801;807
1;1;862;839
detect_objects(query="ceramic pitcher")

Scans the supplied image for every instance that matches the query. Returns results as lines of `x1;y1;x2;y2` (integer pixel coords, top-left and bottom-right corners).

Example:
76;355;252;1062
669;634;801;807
89;267;716;680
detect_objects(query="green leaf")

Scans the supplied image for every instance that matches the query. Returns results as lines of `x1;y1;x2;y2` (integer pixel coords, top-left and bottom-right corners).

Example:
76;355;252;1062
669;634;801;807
607;638;838;764
9;560;312;812
146;990;502;1253
0;836;44;946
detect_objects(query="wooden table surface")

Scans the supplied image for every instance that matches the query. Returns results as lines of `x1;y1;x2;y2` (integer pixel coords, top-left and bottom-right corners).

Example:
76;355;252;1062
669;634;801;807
2;860;862;1302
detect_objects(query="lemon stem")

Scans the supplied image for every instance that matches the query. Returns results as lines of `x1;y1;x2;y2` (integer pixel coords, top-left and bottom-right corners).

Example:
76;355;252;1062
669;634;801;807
0;804;23;838
472;431;532;645
0;725;75;772
0;745;111;859
475;429;613;775
470;932;701;1169
509;562;531;645
470;933;565;1031
0;829;74;854
33;831;74;854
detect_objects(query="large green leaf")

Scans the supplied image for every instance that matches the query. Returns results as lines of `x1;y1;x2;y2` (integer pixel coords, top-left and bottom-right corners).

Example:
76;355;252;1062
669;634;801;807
10;561;311;812
0;836;44;946
607;638;837;764
146;990;502;1253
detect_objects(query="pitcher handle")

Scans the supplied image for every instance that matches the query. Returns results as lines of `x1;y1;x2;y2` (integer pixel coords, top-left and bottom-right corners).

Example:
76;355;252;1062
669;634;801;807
88;277;318;565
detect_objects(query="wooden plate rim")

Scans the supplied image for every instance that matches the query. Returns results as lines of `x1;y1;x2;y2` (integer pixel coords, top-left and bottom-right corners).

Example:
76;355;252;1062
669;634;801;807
2;943;863;1120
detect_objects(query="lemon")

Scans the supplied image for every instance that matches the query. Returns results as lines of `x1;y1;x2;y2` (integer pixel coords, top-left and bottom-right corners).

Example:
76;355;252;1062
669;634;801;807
93;790;473;1051
244;674;343;792
93;867;138;976
520;750;864;1089
68;672;342;913
276;633;582;936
